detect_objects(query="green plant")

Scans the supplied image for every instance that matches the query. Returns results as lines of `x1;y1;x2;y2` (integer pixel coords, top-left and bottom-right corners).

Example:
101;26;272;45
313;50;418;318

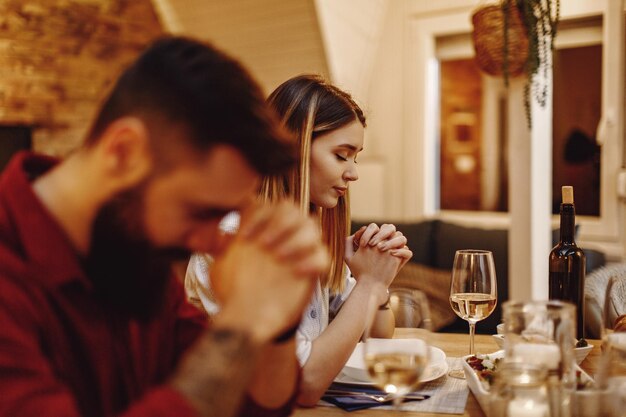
503;0;560;128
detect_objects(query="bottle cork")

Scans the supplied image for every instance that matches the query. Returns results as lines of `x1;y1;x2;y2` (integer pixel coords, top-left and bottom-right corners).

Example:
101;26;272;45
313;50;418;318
562;186;574;205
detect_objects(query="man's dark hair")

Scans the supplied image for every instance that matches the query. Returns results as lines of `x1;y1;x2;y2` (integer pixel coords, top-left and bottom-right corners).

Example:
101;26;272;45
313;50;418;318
86;36;295;174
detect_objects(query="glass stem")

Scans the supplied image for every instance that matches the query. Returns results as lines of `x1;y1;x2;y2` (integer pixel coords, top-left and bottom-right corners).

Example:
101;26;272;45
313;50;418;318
468;322;476;355
392;395;403;410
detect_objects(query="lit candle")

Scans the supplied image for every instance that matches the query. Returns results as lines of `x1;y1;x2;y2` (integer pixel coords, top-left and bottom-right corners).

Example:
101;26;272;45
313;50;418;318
512;343;560;369
507;398;549;417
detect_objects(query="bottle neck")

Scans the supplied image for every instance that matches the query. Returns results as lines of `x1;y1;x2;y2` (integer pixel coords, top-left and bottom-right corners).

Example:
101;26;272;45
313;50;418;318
559;203;576;244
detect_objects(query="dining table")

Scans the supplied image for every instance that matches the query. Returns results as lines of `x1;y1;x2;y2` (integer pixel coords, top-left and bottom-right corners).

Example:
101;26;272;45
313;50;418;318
292;330;603;417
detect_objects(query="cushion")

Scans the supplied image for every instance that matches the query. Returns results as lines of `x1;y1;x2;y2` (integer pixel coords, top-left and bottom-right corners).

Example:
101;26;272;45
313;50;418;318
584;262;626;338
390;262;456;331
607;275;626;330
584;248;607;274
431;222;508;333
351;220;437;266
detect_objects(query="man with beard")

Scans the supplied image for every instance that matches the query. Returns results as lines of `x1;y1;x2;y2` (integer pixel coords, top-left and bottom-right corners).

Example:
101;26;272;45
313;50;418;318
0;37;328;417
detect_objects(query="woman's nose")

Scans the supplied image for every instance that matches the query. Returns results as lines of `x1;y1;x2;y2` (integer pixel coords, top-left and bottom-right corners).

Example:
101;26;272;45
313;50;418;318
344;164;359;182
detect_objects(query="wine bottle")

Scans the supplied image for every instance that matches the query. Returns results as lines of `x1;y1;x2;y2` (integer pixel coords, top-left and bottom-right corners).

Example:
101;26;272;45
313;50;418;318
549;186;586;340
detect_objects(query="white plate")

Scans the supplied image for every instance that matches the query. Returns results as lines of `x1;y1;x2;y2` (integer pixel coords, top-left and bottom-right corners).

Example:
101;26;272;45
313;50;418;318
461;350;504;412
335;343;448;386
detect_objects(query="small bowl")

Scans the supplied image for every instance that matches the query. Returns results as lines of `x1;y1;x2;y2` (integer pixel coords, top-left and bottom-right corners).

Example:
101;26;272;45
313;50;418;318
574;344;593;365
496;323;505;335
492;333;505;349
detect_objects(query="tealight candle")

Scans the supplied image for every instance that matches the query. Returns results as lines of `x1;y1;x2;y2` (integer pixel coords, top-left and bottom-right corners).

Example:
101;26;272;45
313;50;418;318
512;343;560;370
507;398;549;417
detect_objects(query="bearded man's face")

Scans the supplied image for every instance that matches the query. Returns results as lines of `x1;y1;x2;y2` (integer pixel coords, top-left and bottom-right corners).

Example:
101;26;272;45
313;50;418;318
85;182;190;321
84;144;260;320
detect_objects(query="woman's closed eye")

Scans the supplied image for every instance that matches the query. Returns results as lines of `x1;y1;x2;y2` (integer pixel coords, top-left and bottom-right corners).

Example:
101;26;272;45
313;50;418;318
335;153;358;163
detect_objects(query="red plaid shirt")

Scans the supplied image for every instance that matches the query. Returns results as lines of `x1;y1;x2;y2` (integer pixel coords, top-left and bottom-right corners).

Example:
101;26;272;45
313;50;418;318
0;152;294;417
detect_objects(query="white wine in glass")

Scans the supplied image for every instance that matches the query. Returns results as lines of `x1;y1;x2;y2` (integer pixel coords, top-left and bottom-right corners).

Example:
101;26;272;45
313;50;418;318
365;339;429;395
363;289;431;409
448;250;497;379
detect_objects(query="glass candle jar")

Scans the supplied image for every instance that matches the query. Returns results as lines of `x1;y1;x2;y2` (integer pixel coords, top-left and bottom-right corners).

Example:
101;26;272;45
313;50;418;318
490;362;550;417
502;301;576;385
502;301;577;417
594;332;626;416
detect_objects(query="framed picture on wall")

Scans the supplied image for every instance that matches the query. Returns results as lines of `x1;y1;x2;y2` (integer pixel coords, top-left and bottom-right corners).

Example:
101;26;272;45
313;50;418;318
445;111;477;153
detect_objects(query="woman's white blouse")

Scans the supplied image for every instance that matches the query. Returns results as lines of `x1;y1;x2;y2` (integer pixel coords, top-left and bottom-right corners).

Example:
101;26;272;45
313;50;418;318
295;270;356;365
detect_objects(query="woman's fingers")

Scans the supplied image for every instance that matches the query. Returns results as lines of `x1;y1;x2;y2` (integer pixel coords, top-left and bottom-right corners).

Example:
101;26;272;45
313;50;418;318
351;226;367;251
377;231;406;251
390;247;413;260
359;223;381;246
368;224;396;246
390;247;413;269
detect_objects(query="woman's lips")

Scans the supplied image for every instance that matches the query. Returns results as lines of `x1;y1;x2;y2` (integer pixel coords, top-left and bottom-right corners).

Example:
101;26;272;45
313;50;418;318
334;187;347;196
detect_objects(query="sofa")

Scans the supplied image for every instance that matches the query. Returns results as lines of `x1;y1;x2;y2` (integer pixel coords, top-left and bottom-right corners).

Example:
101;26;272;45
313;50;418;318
351;219;607;335
585;262;626;337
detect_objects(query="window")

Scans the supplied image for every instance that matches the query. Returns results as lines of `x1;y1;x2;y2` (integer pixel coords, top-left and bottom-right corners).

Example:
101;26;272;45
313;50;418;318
436;18;603;218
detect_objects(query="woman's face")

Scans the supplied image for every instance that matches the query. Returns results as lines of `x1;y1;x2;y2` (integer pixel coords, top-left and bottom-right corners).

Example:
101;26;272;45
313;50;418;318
310;120;364;208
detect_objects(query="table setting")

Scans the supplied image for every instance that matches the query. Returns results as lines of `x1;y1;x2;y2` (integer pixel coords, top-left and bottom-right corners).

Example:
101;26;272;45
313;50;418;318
319;286;470;414
320;340;469;413
304;249;622;417
463;299;624;417
294;331;603;417
318;250;499;415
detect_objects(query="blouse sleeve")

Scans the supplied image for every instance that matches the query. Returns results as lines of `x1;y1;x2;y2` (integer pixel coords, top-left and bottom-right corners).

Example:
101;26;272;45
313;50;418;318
328;266;356;318
294;330;312;367
184;253;221;316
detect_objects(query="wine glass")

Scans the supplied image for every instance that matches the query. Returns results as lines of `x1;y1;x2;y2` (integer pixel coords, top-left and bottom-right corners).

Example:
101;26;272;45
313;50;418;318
448;249;497;378
363;288;431;410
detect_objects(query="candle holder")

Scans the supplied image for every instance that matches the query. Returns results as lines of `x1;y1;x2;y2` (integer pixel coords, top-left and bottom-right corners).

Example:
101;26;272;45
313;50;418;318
569;387;618;417
489;362;550;417
502;300;576;417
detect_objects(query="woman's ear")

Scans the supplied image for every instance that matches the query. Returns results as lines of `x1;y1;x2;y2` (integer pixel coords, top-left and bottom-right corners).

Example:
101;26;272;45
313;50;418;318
96;117;153;188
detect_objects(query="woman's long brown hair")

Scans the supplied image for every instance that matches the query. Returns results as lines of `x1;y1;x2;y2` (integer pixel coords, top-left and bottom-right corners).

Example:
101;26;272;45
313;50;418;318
260;75;366;293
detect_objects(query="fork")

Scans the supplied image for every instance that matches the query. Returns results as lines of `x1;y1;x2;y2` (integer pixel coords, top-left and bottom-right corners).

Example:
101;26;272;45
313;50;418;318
324;389;430;403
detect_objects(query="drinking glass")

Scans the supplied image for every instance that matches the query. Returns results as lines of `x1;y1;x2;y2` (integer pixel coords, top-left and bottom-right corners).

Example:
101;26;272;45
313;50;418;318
448;249;498;378
503;300;576;384
389;287;433;330
594;332;626;416
363;289;431;410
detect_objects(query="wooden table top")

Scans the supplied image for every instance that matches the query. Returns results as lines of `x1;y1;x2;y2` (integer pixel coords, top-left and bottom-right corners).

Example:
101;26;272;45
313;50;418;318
292;331;602;417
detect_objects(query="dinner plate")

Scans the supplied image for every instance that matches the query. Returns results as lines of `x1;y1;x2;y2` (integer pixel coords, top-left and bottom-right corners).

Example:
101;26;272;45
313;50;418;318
334;343;448;386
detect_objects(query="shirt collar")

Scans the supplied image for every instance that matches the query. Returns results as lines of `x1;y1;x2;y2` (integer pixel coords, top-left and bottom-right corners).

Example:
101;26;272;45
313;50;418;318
0;151;90;289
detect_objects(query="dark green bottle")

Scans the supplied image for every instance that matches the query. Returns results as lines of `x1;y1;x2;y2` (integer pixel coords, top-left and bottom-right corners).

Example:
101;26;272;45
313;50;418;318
549;186;586;340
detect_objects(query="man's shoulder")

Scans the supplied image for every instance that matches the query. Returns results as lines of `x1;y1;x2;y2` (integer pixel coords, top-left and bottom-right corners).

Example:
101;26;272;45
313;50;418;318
0;240;29;276
0;243;46;325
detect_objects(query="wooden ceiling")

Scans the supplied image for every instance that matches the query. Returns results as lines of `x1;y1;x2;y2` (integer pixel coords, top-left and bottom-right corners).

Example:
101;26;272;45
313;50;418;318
153;0;329;94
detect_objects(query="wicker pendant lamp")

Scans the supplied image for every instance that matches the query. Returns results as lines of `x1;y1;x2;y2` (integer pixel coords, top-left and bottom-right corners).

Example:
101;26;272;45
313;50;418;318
471;3;528;79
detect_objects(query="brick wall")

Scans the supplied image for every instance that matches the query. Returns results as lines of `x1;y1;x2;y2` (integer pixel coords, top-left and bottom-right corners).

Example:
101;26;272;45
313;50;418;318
0;0;163;156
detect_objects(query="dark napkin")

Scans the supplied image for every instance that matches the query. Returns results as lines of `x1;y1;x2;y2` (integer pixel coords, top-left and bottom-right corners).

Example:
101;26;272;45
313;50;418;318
322;382;429;412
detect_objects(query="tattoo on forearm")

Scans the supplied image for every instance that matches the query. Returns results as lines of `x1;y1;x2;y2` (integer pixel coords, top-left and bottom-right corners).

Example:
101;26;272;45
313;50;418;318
170;329;259;417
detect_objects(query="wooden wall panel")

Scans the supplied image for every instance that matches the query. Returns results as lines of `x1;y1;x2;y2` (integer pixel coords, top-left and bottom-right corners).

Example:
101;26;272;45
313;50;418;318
0;0;163;156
